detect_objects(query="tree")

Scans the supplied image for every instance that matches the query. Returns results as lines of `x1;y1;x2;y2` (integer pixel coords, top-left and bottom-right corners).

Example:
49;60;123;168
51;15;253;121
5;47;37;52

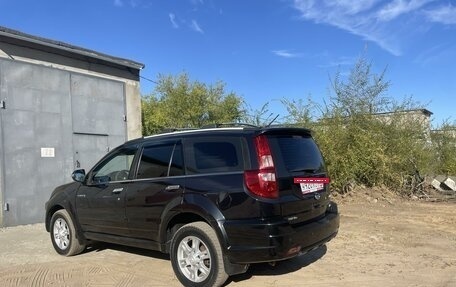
309;55;430;194
329;56;390;117
142;73;243;135
241;102;276;127
280;97;314;126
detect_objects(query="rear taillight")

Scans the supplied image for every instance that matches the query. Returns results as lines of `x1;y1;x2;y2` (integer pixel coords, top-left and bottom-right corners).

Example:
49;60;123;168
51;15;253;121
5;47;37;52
244;135;278;199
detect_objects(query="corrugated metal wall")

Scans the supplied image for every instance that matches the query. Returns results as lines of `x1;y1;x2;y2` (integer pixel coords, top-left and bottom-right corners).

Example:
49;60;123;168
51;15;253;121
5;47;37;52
0;58;126;226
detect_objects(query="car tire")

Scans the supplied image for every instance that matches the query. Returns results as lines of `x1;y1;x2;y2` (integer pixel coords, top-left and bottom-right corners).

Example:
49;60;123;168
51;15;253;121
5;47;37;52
170;221;228;287
50;209;85;256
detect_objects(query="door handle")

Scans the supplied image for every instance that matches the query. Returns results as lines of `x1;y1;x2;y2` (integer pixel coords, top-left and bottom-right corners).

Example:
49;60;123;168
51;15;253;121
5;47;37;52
165;185;181;191
112;188;124;194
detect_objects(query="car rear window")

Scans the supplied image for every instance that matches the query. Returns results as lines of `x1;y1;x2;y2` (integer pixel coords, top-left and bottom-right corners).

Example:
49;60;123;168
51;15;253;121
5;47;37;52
274;135;325;173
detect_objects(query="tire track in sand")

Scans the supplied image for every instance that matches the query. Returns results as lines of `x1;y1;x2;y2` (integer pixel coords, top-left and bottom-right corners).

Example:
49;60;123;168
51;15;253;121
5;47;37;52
30;267;49;287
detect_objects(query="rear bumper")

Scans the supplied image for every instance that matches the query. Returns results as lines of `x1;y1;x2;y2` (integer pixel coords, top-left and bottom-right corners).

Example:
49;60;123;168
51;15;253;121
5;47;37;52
223;201;340;264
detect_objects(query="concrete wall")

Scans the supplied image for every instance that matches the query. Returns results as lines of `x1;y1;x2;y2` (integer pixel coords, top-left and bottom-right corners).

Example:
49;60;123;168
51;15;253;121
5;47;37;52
125;81;142;140
0;41;142;140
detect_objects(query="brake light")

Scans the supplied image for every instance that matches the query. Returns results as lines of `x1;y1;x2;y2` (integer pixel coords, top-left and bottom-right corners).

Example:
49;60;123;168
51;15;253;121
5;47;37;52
244;135;278;198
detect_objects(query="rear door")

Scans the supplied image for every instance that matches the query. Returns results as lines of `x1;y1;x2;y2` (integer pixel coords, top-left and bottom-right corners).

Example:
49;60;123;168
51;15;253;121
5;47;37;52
266;130;330;222
125;141;185;241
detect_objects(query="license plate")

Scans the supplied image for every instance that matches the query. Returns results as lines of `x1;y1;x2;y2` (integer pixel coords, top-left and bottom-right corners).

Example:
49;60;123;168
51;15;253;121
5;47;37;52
294;178;330;195
299;183;324;194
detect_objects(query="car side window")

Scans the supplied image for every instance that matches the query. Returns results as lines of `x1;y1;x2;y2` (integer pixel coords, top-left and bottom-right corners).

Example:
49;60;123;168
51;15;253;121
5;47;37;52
91;148;136;184
137;143;184;179
185;138;243;174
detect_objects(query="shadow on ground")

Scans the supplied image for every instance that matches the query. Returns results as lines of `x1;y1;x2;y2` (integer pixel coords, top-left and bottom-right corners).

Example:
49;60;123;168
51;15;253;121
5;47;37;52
83;241;170;261
79;241;326;286
227;245;327;285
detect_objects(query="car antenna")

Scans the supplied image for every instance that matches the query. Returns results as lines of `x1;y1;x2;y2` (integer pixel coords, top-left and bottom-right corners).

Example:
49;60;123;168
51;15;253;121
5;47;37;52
266;114;280;127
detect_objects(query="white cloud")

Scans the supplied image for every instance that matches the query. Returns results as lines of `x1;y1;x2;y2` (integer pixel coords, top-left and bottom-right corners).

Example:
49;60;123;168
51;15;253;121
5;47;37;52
272;50;302;58
327;0;380;15
425;4;456;25
190;20;204;34
293;0;403;55
114;0;123;7
291;0;456;56
169;13;179;28
377;0;435;21
294;0;381;19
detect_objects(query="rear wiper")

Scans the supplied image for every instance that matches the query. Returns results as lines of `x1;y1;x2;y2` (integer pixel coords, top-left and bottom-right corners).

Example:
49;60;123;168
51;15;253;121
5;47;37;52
290;168;318;173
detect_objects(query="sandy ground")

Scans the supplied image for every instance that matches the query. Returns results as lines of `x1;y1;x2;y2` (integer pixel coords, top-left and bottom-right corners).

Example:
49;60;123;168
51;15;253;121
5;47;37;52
0;195;455;287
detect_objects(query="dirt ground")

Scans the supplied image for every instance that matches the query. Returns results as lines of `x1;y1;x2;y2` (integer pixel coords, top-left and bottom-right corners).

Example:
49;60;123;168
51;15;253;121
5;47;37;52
1;192;455;287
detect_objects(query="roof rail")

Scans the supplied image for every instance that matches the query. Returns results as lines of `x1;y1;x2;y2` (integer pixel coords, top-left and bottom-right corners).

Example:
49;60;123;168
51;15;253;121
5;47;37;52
146;124;258;137
158;127;197;134
202;123;259;129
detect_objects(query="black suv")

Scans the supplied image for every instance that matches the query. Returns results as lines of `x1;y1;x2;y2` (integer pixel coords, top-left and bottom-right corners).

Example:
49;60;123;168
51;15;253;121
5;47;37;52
45;125;339;287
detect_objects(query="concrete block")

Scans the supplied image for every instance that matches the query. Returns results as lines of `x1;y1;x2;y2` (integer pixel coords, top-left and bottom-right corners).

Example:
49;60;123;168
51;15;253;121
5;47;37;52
434;175;447;183
443;177;456;191
431;179;444;192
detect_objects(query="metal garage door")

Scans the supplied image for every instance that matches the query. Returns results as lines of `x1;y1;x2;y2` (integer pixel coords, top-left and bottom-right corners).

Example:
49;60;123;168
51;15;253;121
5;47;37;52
0;59;127;227
70;73;126;171
0;59;72;226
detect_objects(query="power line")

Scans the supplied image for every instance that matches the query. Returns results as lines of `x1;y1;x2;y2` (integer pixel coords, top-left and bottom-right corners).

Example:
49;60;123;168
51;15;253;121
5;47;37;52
140;75;159;85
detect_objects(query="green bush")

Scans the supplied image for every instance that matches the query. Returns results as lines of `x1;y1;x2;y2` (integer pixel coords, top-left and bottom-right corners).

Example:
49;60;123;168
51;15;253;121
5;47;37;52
142;72;243;135
312;113;433;194
283;56;434;195
431;123;456;175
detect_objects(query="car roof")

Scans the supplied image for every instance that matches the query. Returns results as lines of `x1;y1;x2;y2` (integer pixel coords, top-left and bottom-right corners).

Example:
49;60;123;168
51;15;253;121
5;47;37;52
124;125;312;147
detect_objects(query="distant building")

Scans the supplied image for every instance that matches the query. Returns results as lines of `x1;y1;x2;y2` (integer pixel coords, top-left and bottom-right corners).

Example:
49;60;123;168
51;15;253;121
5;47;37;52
431;128;456;139
373;108;433;130
317;108;433;130
373;108;433;139
0;26;144;226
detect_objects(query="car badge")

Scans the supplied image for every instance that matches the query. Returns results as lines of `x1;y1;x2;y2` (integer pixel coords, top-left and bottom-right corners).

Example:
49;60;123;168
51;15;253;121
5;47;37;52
314;192;321;200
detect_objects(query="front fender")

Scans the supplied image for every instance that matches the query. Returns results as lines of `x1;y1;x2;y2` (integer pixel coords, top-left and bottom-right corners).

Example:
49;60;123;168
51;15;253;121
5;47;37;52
45;182;86;243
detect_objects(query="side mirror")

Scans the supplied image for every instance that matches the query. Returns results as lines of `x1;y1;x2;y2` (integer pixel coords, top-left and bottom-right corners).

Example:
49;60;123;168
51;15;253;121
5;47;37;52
71;169;86;183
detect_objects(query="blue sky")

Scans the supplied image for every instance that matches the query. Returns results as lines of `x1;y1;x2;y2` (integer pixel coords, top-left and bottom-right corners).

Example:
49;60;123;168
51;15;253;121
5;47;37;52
1;0;455;126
